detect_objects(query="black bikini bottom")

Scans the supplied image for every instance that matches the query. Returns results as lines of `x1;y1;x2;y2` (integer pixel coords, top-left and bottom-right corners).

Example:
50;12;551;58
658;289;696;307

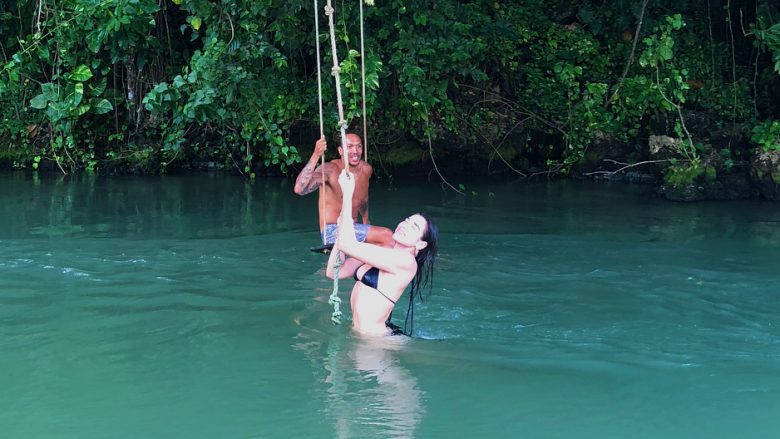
385;320;405;336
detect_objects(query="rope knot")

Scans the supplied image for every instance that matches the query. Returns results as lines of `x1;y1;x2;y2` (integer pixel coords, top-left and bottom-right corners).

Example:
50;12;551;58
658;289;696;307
324;5;334;16
329;250;344;325
330;65;341;76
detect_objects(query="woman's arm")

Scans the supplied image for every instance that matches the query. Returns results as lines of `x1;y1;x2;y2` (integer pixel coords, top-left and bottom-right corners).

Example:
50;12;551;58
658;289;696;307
337;171;359;247
339;240;415;276
336;170;415;275
325;246;364;279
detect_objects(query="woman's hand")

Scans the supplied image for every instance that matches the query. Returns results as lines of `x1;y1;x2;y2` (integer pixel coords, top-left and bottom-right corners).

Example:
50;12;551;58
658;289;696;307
338;169;355;198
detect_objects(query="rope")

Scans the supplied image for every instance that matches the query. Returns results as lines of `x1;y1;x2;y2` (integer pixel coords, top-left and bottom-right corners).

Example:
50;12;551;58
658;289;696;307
314;0;325;139
324;0;349;170
318;0;374;325
313;0;342;324
323;0;350;325
359;0;368;162
314;0;327;245
328;254;343;324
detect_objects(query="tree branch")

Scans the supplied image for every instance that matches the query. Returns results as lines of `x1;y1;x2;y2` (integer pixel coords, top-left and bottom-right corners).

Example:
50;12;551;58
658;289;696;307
607;0;649;107
583;158;673;176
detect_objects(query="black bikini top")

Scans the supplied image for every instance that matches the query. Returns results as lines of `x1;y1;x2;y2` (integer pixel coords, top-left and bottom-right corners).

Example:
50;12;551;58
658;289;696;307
354;265;380;289
353;265;396;305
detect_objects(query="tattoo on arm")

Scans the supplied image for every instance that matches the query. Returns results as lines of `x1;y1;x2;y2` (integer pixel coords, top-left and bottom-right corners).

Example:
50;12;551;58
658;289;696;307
294;162;323;195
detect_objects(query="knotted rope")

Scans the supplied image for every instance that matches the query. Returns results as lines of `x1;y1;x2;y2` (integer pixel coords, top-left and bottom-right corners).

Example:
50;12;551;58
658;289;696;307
314;0;374;324
324;0;349;325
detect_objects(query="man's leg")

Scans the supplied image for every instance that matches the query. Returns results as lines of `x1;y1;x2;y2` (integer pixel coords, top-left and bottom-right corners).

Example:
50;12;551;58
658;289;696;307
365;225;395;247
312;223;392;253
310;224;338;253
312;223;366;253
321;224;339;246
353;223;370;242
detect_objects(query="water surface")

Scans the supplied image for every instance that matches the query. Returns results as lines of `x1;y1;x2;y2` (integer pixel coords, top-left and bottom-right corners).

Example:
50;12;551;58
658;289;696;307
1;173;778;438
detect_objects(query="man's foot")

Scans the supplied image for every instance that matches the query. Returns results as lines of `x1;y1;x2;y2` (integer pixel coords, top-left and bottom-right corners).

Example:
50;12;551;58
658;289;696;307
309;243;334;254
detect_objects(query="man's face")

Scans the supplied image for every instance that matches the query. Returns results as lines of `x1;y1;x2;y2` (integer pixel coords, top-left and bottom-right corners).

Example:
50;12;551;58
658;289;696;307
339;135;363;167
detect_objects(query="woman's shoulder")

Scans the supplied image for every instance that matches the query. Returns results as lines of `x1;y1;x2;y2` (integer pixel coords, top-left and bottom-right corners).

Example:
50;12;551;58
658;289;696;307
383;248;417;272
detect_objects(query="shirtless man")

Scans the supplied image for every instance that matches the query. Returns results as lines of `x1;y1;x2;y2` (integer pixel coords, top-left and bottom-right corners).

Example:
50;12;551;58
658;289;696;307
294;133;394;248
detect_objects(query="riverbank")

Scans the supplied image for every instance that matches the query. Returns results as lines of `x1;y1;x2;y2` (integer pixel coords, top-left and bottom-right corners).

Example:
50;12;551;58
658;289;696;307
4;136;779;203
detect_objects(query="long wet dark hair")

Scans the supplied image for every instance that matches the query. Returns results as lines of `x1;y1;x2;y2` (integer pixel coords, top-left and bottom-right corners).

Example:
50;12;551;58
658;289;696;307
396;212;439;336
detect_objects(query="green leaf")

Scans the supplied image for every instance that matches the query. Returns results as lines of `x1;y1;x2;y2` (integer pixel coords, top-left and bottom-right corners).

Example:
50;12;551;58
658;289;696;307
36;46;50;62
86;30;103;53
42;84;57;99
671;14;683;30
69;65;93;82
90;77;107;96
45;103;67;122
30;93;49;109
659;46;673;61
72;103;90;117
70;82;84;106
91;98;113;115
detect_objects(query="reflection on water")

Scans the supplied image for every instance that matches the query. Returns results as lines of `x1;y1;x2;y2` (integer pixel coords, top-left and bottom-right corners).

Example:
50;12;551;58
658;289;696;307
3;173;780;248
343;335;424;439
0;172;313;239
294;325;425;439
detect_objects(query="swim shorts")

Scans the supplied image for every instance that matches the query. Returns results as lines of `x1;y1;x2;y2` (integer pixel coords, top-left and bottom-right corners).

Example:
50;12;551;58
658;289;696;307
321;223;370;245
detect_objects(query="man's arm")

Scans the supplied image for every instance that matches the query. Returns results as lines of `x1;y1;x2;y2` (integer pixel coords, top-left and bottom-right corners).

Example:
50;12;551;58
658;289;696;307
293;137;328;195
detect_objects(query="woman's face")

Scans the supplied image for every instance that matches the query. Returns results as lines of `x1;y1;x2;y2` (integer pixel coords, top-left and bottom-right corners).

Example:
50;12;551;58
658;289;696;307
393;214;428;247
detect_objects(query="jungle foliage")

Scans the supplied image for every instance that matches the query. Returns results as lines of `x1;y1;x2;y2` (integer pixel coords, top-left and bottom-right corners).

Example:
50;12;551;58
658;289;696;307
1;0;779;180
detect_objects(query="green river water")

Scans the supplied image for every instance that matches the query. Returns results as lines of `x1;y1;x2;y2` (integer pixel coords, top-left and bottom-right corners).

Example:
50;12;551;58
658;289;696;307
0;173;778;438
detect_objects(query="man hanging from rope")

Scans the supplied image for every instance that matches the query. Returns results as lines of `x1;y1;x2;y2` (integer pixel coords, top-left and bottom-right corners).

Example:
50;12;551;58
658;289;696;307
294;133;394;251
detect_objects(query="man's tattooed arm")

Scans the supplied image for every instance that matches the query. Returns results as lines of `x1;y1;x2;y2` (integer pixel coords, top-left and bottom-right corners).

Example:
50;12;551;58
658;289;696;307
294;137;328;195
294;161;326;195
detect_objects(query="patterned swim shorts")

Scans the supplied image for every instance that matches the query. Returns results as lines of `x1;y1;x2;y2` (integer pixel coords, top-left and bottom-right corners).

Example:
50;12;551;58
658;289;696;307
321;223;370;245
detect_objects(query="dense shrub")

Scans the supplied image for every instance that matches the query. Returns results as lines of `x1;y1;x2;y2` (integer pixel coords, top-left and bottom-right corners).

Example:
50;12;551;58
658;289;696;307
0;0;778;177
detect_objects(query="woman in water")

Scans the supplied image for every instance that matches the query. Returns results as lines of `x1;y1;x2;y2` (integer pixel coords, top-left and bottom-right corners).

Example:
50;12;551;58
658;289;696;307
326;170;438;336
